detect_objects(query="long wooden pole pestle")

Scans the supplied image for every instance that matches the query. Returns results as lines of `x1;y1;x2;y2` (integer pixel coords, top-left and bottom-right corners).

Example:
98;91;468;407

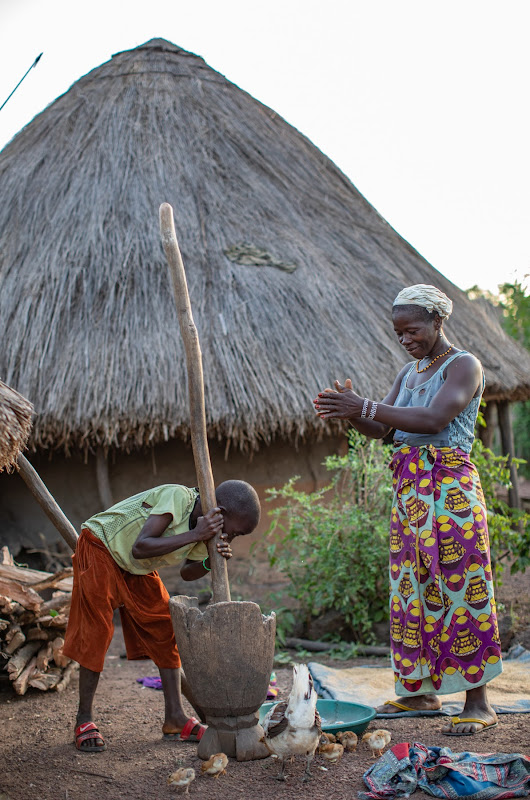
159;202;231;603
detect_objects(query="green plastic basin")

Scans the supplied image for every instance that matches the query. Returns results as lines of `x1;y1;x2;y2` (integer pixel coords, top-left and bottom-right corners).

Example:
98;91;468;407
259;698;376;735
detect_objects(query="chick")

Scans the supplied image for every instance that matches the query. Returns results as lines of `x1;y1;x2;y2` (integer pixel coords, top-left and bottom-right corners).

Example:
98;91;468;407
336;731;358;752
167;767;196;793
261;663;321;782
362;729;392;758
319;742;344;764
319;732;336;745
200;753;228;778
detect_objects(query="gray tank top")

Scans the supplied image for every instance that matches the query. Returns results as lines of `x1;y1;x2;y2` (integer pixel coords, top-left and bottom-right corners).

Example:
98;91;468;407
393;351;484;453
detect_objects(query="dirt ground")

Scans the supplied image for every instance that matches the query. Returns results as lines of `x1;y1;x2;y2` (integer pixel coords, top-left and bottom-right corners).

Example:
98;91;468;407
1;570;529;800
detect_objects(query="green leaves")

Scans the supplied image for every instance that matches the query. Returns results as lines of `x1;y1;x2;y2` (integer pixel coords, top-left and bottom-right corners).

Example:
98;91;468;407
264;431;393;643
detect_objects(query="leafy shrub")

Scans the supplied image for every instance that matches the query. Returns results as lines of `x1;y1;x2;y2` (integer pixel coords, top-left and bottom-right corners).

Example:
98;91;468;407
265;430;393;643
471;438;530;578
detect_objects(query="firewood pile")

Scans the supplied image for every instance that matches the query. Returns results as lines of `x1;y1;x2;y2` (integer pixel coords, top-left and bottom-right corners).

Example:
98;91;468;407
0;546;78;695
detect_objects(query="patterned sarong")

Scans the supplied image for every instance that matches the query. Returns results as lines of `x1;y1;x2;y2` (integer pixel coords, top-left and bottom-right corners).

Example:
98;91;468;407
389;445;502;696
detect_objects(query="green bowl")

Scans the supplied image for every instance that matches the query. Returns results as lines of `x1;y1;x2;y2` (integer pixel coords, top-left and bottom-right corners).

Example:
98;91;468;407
259;699;376;735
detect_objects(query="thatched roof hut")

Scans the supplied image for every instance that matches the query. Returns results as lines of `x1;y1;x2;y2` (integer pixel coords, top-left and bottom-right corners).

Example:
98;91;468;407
1;38;529;458
0;382;33;472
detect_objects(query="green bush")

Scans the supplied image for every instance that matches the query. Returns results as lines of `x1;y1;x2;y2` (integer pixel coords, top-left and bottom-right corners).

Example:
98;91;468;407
265;430;393;643
471;438;530;578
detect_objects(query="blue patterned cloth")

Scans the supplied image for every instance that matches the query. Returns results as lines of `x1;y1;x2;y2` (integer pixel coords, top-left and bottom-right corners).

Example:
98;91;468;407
360;742;530;799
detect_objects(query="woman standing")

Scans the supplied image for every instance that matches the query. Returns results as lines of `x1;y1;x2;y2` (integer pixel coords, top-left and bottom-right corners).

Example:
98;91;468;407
314;284;502;736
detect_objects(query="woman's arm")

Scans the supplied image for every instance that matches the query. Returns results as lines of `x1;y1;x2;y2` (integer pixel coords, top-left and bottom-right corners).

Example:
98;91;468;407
131;507;224;560
314;366;409;440
316;354;482;434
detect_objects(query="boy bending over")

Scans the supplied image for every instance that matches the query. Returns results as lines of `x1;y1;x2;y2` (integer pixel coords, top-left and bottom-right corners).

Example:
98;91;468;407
63;479;260;753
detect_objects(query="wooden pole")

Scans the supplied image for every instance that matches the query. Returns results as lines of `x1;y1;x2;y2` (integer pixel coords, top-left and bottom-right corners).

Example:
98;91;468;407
497;400;521;510
159;202;230;603
96;447;114;510
478;400;495;450
16;454;78;551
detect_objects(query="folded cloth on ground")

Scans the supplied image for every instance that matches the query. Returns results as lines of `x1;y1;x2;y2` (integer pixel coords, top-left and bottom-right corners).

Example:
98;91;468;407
359;742;530;799
308;662;530;717
137;676;163;690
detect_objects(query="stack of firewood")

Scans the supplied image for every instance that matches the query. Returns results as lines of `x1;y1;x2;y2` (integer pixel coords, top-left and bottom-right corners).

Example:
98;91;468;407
0;546;78;695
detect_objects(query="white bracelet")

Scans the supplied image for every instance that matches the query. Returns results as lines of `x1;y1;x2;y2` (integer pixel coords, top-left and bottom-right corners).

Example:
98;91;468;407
361;398;369;418
368;401;378;420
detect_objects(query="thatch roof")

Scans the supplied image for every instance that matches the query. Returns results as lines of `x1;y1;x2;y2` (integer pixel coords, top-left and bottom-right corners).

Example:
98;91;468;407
0;381;33;470
0;38;529;454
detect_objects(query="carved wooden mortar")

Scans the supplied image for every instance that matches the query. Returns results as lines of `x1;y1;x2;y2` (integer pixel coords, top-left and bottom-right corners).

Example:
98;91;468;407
170;596;276;761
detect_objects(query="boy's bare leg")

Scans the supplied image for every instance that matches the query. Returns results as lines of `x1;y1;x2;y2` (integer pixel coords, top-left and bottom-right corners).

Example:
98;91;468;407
375;693;442;714
159;667;197;734
75;666;105;750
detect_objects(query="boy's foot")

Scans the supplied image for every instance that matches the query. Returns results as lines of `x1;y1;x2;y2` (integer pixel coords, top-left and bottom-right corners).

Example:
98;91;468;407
74;721;106;753
375;694;442;714
162;717;207;742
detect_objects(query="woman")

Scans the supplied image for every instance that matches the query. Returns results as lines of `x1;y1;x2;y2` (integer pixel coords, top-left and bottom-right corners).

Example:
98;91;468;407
314;284;502;736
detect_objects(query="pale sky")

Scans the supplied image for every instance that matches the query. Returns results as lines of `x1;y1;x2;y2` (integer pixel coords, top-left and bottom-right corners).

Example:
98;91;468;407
1;0;529;294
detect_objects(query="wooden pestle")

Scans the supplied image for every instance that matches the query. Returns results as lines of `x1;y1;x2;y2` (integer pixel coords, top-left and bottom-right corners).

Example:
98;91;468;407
159;202;231;603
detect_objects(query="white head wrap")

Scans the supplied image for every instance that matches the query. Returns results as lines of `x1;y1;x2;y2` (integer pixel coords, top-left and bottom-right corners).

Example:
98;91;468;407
393;284;453;320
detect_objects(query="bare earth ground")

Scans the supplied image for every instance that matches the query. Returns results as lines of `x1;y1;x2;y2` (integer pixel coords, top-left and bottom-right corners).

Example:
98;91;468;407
1;572;529;800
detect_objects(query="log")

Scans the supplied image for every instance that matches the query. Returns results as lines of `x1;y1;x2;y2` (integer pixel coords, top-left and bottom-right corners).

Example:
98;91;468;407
13;655;38;695
284;637;391;656
0;579;42;612
7;641;41;679
0;617;9;632
26;627;51;641
16;454;78;551
5;626;26;654
0;563;73;592
29;666;62;691
36;641;53;671
51;636;70;668
160;202;230;603
40;594;71;615
35;613;68;628
55;660;78;692
28;567;73;593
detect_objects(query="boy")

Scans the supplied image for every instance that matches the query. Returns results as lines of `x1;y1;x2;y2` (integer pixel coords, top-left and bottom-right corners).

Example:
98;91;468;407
63;479;261;753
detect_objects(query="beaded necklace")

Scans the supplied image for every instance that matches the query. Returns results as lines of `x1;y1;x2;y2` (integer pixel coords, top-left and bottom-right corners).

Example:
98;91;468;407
416;344;454;373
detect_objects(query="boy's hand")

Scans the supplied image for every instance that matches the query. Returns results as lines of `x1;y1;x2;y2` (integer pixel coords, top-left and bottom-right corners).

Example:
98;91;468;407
216;533;232;559
194;507;224;541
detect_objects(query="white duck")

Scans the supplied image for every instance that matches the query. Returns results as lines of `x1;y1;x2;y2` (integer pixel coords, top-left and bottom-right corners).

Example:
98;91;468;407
261;663;321;781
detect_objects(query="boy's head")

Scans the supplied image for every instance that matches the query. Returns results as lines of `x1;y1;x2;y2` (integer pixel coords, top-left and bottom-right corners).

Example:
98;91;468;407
215;480;261;541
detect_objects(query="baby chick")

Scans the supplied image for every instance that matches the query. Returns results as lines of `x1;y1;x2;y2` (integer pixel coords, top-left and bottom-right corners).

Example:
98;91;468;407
336;731;358;752
319;742;344;764
200;752;228;778
362;729;392;758
167;767;196;793
319;732;336;745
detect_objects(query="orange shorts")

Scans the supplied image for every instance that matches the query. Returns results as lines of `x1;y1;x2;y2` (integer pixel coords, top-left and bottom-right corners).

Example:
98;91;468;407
63;528;180;672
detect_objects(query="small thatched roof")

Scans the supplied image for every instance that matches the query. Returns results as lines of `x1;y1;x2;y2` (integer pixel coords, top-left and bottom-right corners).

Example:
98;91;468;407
0;38;529;453
0;381;33;470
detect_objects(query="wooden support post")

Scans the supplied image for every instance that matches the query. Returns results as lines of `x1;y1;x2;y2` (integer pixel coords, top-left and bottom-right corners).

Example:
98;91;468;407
478;400;495;450
16;454;78;551
497;400;521;510
96;447;114;510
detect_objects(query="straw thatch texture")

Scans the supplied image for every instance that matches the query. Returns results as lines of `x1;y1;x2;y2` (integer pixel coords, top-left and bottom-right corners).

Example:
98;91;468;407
0;39;529;453
0;381;33;471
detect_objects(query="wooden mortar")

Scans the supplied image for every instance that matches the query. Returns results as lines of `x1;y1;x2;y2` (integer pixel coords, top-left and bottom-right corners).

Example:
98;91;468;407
160;203;275;761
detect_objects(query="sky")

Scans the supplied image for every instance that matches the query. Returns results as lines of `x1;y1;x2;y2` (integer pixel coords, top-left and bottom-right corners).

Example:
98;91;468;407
1;0;529;295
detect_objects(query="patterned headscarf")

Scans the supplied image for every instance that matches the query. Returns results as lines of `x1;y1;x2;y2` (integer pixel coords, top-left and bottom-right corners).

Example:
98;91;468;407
393;284;453;320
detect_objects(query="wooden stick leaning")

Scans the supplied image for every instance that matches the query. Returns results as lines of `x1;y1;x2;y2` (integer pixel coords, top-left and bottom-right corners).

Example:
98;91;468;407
16;454;78;552
159;202;231;604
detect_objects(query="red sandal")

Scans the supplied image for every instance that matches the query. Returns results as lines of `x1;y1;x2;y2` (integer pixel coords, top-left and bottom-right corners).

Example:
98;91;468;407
162;717;206;742
74;722;107;753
